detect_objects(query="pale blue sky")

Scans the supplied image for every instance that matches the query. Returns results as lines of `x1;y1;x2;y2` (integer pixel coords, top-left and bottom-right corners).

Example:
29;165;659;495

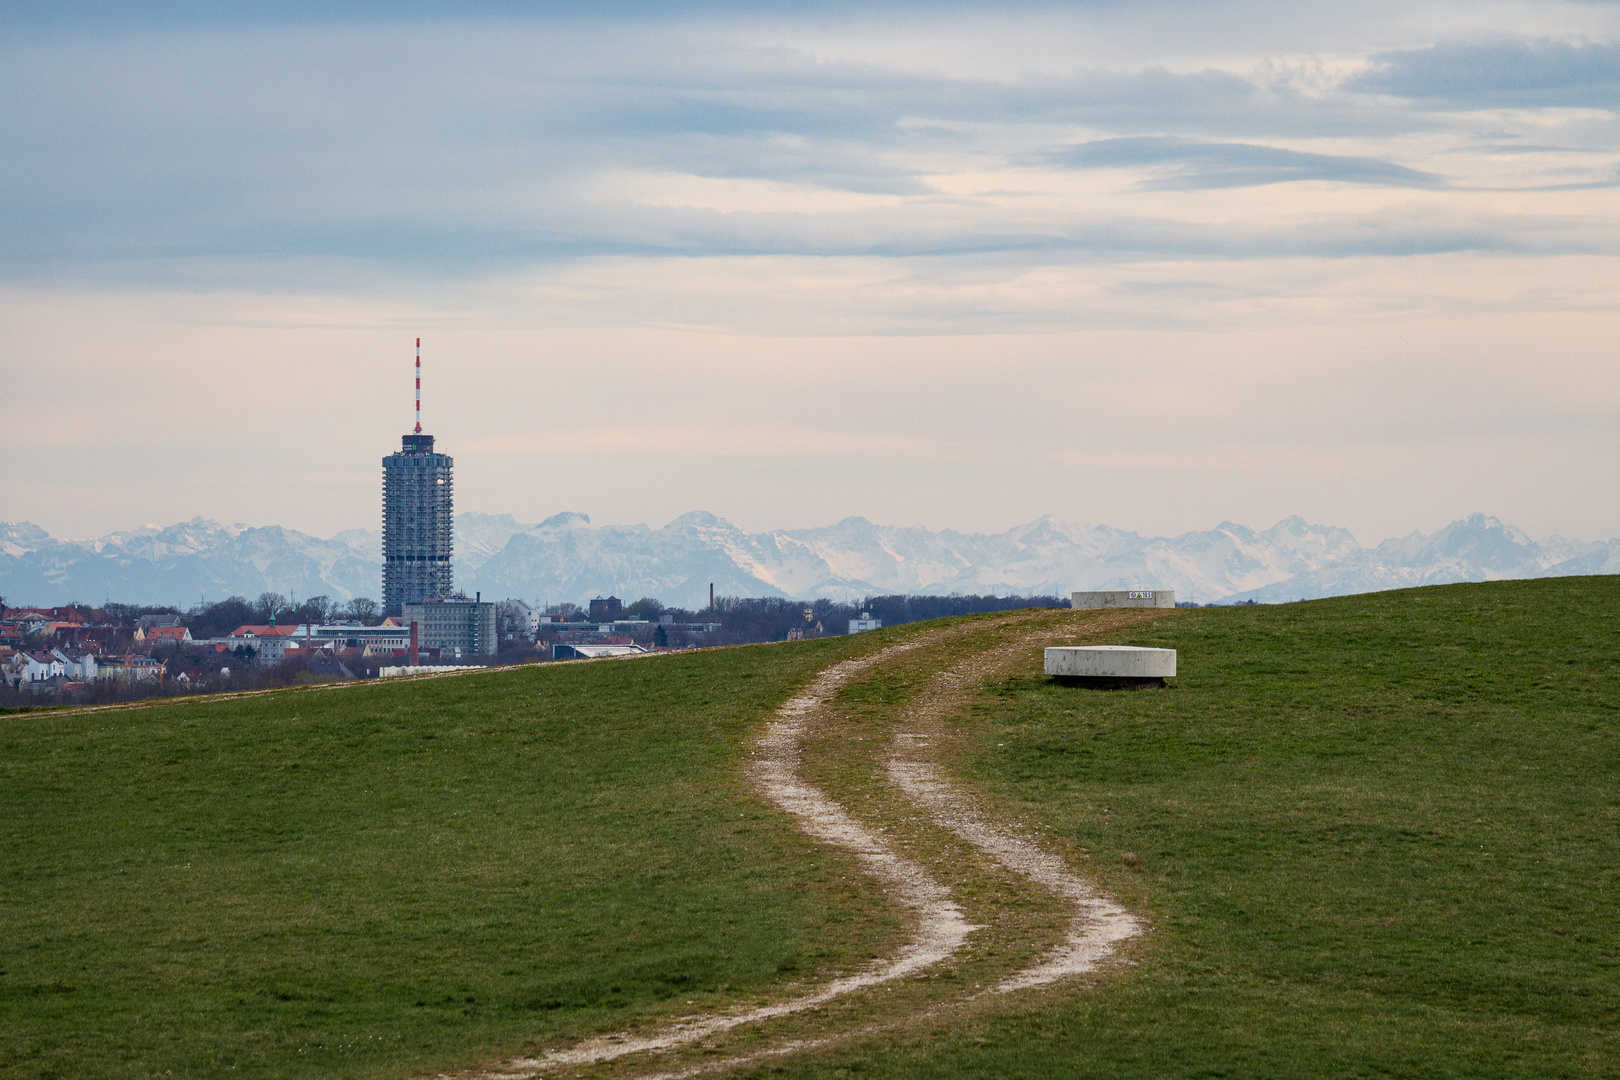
3;2;1618;544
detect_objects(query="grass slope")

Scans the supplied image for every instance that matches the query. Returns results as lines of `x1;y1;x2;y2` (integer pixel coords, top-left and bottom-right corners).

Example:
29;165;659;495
789;577;1620;1079
5;578;1617;1079
0;638;899;1079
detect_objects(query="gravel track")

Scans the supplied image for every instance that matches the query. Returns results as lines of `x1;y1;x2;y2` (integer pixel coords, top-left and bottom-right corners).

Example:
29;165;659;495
463;617;1145;1080
490;642;977;1075
888;757;1140;991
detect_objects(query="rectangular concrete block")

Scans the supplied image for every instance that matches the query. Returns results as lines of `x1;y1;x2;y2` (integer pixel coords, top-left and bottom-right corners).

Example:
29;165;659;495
1071;589;1175;609
1045;645;1177;678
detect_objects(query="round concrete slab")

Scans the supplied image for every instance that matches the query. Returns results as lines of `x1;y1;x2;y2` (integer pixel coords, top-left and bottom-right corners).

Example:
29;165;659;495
1045;645;1176;681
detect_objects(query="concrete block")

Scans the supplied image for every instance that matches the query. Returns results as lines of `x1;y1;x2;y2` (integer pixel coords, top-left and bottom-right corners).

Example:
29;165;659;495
1071;589;1175;609
1045;645;1176;684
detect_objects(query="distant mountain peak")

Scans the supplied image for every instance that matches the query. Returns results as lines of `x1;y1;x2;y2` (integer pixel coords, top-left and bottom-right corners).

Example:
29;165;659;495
536;511;591;528
664;510;733;530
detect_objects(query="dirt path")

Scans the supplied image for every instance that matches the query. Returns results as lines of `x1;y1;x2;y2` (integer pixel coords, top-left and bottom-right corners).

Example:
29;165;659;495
458;610;1168;1080
493;641;976;1075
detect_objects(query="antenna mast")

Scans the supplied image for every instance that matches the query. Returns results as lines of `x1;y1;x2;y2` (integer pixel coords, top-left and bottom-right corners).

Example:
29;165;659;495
414;337;422;434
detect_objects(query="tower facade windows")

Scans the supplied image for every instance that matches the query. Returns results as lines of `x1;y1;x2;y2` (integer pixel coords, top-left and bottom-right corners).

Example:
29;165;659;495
382;433;453;616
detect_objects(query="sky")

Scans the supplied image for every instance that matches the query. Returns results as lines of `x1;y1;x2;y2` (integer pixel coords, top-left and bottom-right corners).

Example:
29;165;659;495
3;0;1618;546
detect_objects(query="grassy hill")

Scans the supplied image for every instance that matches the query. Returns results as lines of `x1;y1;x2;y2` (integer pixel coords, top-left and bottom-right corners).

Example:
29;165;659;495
2;576;1616;1079
0;637;900;1078
808;576;1620;1078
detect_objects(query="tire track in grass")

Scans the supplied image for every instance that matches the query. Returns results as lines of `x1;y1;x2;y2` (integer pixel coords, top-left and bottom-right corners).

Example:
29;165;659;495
466;611;1162;1080
485;642;977;1076
888;755;1140;991
886;626;1148;993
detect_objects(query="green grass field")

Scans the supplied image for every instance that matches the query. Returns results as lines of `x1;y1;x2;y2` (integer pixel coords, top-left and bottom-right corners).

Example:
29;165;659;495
791;577;1620;1079
3;577;1617;1079
0;636;901;1079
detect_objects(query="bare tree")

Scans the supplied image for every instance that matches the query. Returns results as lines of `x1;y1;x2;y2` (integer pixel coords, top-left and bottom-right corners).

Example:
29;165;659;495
296;594;334;623
253;592;290;623
186;596;255;639
344;597;380;624
495;602;520;642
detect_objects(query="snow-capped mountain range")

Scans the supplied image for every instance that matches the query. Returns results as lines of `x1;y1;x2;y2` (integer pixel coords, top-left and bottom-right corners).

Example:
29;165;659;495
1;512;1615;609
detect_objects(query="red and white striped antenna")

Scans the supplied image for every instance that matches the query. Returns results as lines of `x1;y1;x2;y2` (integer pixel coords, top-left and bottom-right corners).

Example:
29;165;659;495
414;337;422;434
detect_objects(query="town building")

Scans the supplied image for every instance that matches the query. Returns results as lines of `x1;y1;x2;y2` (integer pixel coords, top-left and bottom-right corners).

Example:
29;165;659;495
553;643;647;660
848;611;882;634
8;613;50;636
212;622;418;660
588;596;624;621
95;656;166;682
499;598;541;639
381;430;453;615
221;624;316;665
401;596;497;657
50;647;98;680
18;650;66;682
306;650;356;680
138;625;193;645
310;624;413;651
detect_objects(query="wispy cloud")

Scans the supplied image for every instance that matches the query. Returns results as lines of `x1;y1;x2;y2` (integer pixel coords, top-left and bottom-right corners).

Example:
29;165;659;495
1352;38;1620;106
3;13;1618;297
1043;136;1446;190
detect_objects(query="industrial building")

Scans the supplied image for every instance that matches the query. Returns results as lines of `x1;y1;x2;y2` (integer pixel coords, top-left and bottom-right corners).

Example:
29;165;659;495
553;643;647;660
402;597;497;658
382;339;454;615
588;596;625;621
848;610;882;633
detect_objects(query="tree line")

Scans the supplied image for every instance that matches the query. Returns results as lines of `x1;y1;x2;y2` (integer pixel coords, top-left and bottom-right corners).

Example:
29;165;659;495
92;594;384;639
63;592;1062;645
617;593;1067;646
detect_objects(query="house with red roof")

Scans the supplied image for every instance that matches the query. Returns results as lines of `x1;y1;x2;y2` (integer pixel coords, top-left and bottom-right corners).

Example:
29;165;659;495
228;625;301;639
19;650;66;683
137;625;193;645
227;624;309;664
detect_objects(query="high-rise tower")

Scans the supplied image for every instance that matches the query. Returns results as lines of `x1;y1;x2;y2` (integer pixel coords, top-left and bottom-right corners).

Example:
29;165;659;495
382;338;453;615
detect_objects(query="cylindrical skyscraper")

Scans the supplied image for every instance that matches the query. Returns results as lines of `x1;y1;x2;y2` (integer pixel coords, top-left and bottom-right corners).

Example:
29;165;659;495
382;339;453;615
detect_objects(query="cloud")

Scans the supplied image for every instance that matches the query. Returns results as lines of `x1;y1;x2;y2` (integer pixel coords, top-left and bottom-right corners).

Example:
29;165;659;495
1043;136;1446;190
1352;38;1620;106
0;0;998;33
0;15;1617;298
